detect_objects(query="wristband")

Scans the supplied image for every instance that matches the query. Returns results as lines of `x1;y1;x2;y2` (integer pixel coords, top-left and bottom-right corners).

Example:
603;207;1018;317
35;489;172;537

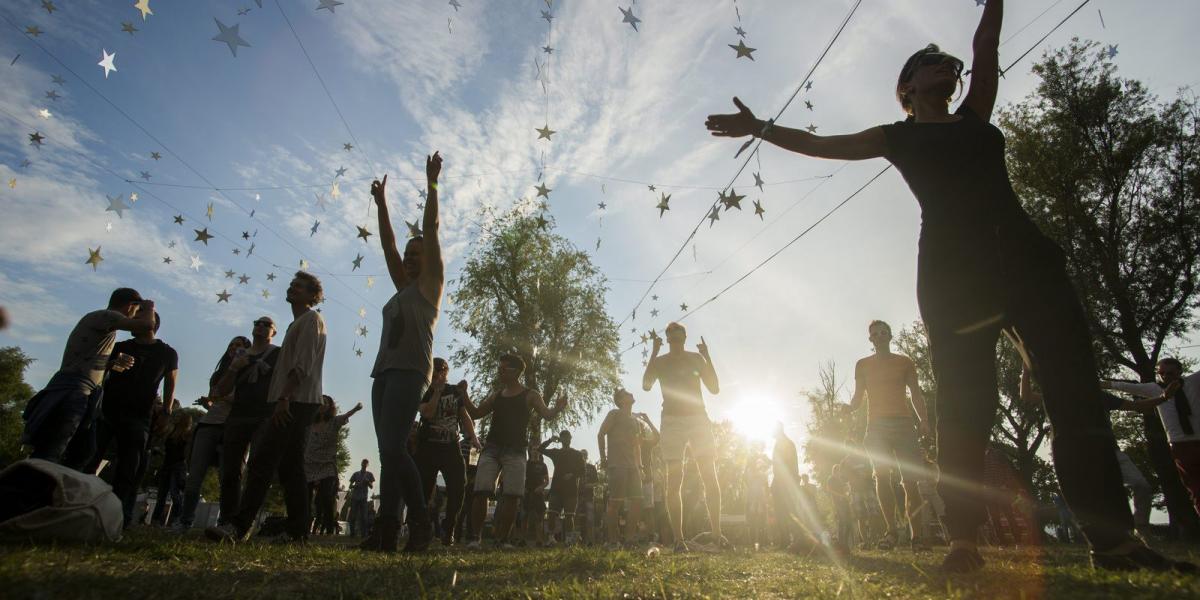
429;182;438;190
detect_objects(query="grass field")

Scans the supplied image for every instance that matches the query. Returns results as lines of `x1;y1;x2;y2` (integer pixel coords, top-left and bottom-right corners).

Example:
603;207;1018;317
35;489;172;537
2;530;1199;599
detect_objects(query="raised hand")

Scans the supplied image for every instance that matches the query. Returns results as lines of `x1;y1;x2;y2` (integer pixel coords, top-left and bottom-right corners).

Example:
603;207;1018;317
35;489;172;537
111;352;135;373
370;174;388;204
651;333;663;355
456;379;469;393
697;336;710;358
705;97;760;138
426;152;442;182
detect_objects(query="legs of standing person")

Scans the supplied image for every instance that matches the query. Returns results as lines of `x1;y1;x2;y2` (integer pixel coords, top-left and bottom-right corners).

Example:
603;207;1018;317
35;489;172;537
217;417;259;526
686;416;722;542
30;391;89;466
315;476;337;534
469;446;503;543
492;449;526;543
179;424;223;528
1006;253;1133;551
666;460;685;545
1169;441;1200;517
441;449;467;541
164;463;186;525
270;403;319;540
151;464;172;524
371;371;429;530
228;404;313;537
113;418;150;525
928;314;1001;547
1114;450;1153;529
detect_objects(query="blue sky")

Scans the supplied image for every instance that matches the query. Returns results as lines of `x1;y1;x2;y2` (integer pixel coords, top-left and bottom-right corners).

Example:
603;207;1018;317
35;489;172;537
2;0;1198;486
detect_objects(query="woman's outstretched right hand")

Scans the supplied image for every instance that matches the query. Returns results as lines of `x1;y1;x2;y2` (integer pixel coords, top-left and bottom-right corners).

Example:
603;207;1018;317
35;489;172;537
705;97;760;138
370;174;388;205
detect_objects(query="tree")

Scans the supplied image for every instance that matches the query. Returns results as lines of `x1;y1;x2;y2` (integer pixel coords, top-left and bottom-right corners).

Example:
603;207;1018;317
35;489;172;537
0;347;35;468
802;361;862;480
448;204;621;442
1000;40;1200;534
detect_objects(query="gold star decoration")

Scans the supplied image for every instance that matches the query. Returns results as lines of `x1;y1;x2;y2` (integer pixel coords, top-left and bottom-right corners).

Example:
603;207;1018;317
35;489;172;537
121;22;138;34
299;259;309;271
193;227;214;244
366;276;376;289
406;220;422;238
656;193;671;217
134;0;153;20
707;206;721;227
358;307;366;318
534;183;551;198
754;199;766;220
536;124;556;140
729;40;756;60
356;225;373;242
723;188;744;211
261;289;270;299
86;246;103;270
8;178;15;189
26;26;44;37
41;0;56;15
206;202;214;220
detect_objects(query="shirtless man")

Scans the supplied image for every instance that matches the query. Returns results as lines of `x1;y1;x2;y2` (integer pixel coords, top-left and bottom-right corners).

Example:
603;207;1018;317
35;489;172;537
846;320;931;550
642;322;723;551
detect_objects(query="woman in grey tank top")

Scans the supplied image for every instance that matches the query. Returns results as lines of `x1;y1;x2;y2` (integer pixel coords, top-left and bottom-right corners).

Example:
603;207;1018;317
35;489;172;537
363;152;445;553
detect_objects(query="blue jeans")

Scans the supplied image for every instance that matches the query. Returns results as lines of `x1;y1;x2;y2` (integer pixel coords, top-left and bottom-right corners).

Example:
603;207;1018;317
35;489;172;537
179;423;223;527
371;369;428;524
152;463;187;525
89;415;151;525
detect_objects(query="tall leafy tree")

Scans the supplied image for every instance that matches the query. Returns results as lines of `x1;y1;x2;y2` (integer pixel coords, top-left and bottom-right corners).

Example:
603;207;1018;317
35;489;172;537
0;346;35;468
448;205;620;441
1000;40;1200;534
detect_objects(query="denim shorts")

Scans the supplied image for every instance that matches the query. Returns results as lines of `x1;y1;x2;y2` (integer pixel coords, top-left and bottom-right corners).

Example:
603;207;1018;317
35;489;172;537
473;444;526;497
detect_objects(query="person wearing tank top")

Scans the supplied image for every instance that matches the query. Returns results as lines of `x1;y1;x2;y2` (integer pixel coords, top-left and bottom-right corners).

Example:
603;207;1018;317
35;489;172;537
362;152;445;554
846;320;931;551
704;0;1192;575
463;353;567;549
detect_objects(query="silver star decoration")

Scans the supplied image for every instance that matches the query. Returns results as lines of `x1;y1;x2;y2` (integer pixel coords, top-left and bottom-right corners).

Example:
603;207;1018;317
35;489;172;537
450;0;462;10
316;0;343;13
151;151;161;160
135;0;152;20
352;253;363;270
315;192;328;210
130;193;138;202
343;142;353;151
619;6;640;31
225;269;236;279
753;172;764;191
299;259;309;271
121;22;138;35
406;220;423;238
534;183;552;198
140;171;151;181
541;10;553;24
238;8;250;16
536;214;549;230
804;100;814;110
335;166;347;177
106;194;129;218
310;220;320;236
707;206;721;227
232;248;240;255
806;124;818;133
1106;44;1118;59
331;181;341;199
86;246;103;270
238;274;250;285
98;49;117;78
536;125;556;140
168;241;176;248
212;19;250;57
656;193;671;217
358;307;367;318
729;40;756;60
26;25;44;37
51;74;65;86
648;184;656;192
357;225;373;242
734;25;746;38
105;222;113;233
29;131;45;148
162;256;172;264
247;243;255;256
356;325;368;337
652;295;658;301
174;215;185;224
598;201;606;210
805;81;814;91
20;159;32;168
194;227;214;245
261;289;270;299
216;290;231;303
267;272;277;281
680;302;688;311
754;199;766;220
366;276;376;289
650;308;659;317
242;231;250;240
356;349;363;357
41;0;56;15
45;90;60;101
190;255;203;270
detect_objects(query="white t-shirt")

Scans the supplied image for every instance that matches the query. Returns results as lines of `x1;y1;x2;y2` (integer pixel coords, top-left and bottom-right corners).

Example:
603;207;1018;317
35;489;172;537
267;309;327;405
1110;372;1200;445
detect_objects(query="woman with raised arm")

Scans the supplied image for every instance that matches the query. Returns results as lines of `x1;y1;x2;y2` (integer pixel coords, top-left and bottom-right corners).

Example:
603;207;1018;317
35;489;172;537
706;0;1192;574
364;152;445;553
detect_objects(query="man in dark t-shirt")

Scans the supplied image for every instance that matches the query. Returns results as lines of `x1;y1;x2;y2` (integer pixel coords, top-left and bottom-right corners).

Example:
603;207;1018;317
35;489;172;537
415;358;481;545
88;310;177;525
542;430;585;544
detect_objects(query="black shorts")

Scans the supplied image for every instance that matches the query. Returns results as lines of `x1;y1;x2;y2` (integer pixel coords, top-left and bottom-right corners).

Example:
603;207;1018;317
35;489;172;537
548;486;579;515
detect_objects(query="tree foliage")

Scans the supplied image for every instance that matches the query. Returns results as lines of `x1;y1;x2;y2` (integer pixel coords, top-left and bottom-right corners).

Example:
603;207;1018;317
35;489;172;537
448;205;621;441
0;346;35;469
999;39;1200;532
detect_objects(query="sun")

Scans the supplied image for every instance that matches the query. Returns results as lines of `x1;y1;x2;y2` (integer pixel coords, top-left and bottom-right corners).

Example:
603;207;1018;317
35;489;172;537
727;395;780;446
